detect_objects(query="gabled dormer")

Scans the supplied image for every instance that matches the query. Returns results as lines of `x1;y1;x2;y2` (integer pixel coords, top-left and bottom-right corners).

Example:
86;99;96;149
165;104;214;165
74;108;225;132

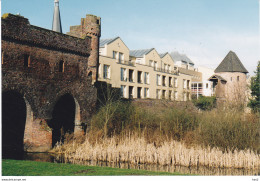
99;37;129;62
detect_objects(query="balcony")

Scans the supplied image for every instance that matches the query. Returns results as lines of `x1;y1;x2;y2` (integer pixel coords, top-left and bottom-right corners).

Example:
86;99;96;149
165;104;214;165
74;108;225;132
118;60;135;66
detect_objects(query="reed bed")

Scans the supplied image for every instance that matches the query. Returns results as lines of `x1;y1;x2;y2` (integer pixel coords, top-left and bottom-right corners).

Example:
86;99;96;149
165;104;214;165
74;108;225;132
52;133;260;170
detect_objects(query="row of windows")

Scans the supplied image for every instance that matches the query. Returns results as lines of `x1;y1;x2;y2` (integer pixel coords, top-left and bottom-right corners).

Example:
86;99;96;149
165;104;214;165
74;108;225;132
156;89;178;100
183;79;190;89
120;85;150;99
156;74;178;88
113;51;124;62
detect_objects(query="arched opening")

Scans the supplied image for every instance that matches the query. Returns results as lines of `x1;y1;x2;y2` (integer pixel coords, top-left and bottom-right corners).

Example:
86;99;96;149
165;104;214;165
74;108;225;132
51;94;76;147
2;91;27;159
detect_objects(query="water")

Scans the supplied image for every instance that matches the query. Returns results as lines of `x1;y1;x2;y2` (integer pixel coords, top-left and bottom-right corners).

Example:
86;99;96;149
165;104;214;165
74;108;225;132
22;152;259;176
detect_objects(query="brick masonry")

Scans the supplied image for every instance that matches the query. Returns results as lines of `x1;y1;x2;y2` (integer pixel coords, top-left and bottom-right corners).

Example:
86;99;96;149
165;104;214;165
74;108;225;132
2;13;101;152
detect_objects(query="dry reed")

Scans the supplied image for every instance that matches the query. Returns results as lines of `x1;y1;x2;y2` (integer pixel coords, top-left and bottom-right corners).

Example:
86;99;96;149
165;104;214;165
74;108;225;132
52;133;260;170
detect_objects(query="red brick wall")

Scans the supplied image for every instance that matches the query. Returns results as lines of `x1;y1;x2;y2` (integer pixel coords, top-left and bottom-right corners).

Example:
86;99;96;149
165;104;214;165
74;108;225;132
2;13;99;152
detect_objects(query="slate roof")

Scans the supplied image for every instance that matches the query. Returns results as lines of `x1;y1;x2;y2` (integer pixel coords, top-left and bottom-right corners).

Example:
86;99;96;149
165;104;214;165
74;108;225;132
159;52;168;58
170;51;194;64
215;51;248;73
99;37;119;48
130;48;154;58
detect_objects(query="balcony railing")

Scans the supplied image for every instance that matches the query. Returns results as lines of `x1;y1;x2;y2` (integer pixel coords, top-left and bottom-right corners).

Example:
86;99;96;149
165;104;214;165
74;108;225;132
118;60;135;66
152;67;179;75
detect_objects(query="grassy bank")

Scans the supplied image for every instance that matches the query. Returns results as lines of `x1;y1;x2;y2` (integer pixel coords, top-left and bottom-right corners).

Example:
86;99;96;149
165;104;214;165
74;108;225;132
2;159;184;176
52;100;260;170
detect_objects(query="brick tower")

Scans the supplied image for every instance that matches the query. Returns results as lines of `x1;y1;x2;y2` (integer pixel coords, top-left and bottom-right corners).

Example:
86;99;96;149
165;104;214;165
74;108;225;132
67;14;101;83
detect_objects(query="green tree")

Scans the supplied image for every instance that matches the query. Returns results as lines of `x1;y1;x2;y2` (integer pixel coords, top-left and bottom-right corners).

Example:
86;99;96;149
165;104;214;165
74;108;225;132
248;61;260;113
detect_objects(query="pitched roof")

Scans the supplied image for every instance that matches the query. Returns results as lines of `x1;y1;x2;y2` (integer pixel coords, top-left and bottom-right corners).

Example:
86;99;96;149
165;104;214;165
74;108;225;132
159;52;168;58
130;48;154;58
215;51;248;73
99;37;119;47
170;51;194;64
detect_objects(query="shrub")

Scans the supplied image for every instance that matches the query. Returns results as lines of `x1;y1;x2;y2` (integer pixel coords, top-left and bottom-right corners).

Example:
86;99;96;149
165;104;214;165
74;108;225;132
196;109;260;153
192;96;216;110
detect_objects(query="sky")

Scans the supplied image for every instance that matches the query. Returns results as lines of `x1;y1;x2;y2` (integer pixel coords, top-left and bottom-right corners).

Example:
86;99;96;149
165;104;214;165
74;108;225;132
1;0;259;76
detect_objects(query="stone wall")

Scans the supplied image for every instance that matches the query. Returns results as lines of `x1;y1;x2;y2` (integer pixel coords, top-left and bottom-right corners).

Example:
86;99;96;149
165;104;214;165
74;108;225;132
215;72;248;104
2;13;99;152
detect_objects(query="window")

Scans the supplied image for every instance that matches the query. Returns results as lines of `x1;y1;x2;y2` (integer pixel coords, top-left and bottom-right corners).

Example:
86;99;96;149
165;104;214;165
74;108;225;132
24;55;31;67
183;92;187;101
162;76;166;86
149;60;153;67
144;72;149;84
144;88;149;98
120;68;127;81
156;74;161;86
187;93;190;101
206;83;208;89
168;65;171;72
187;80;190;89
174;78;178;88
119;52;124;63
156;89;160;99
113;51;117;59
237;76;239;81
120;85;126;98
174;91;178;100
103;64;110;79
231;77;232;81
2;51;4;64
154;61;157;70
169;77;173;87
129;86;134;99
169;90;172;100
164;63;167;71
137;87;142;98
183;79;187;89
162;90;166;99
129;69;134;82
58;60;64;72
137;71;142;83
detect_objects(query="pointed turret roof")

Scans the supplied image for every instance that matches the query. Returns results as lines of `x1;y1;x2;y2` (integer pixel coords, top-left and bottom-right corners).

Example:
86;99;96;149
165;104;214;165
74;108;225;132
52;0;62;33
215;51;248;73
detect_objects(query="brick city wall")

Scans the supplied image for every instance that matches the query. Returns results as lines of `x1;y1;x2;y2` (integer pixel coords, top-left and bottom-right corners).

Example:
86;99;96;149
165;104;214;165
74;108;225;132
2;13;100;152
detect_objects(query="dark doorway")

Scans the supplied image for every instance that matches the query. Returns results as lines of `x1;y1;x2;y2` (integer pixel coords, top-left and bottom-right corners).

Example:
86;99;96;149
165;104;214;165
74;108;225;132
2;91;27;159
51;94;75;147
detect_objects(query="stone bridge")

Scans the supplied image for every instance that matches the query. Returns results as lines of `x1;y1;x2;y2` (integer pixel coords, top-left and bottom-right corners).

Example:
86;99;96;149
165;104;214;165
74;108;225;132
1;14;101;158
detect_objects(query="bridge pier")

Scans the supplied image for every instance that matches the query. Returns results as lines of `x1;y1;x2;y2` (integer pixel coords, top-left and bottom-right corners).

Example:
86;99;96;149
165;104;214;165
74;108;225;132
24;118;52;152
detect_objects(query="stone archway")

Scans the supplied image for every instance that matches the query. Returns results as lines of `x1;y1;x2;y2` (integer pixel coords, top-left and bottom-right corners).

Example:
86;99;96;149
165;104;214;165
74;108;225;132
2;90;32;159
50;93;81;147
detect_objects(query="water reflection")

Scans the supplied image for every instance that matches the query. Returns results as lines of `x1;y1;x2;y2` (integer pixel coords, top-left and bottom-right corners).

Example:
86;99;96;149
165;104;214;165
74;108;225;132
23;153;259;176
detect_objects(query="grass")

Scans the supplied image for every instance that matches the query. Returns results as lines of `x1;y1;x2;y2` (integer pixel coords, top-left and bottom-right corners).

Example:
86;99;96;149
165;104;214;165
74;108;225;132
2;159;185;176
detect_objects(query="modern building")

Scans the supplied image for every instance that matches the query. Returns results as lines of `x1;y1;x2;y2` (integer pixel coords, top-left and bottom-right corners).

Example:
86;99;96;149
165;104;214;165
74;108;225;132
98;37;202;101
191;66;215;98
209;51;249;103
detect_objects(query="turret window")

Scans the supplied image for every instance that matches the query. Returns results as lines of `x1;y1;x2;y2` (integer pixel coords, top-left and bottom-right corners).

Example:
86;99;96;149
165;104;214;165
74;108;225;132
237;76;239;81
24;55;31;67
59;60;64;72
2;51;4;64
